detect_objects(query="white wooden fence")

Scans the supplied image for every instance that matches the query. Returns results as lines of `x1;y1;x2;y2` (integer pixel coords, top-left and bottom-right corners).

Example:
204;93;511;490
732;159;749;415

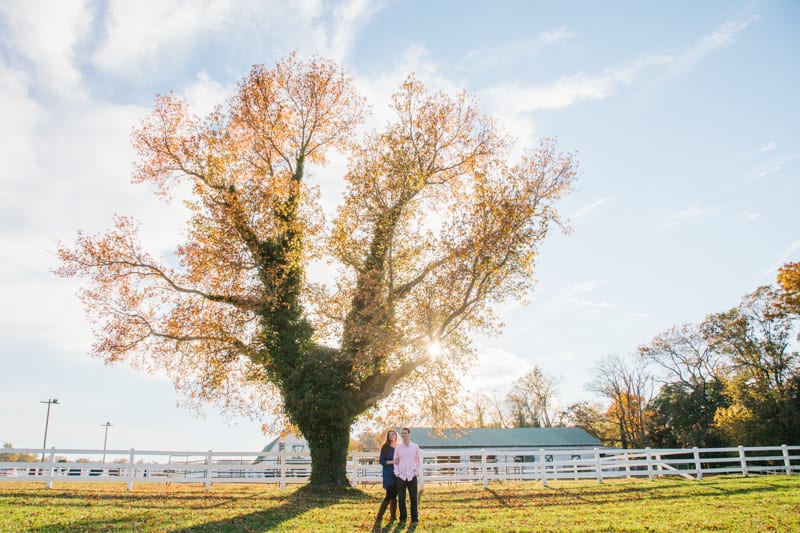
1;445;797;491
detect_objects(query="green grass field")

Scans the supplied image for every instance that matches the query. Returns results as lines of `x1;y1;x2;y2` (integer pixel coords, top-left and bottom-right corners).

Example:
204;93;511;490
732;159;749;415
1;475;798;532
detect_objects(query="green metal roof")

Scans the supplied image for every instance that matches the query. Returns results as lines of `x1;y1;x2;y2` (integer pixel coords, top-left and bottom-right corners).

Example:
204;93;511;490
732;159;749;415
407;427;601;448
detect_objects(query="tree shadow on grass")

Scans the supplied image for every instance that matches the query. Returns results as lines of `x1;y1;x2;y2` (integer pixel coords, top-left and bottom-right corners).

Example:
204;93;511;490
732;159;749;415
543;476;799;506
25;512;157;533
21;485;373;533
485;488;512;508
171;485;372;533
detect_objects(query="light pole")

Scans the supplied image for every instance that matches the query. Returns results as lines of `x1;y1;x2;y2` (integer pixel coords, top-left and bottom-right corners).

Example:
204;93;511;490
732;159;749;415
40;399;59;462
101;422;113;463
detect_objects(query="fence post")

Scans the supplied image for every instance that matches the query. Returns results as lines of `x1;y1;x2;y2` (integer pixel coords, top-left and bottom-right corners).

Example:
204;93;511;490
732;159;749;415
593;448;603;484
419;453;425;492
279;451;286;490
781;445;791;475
573;454;579;481
738;446;748;477
204;450;213;491
623;452;631;478
645;447;654;481
127;449;135;491
693;447;703;481
481;449;488;489
352;453;360;487
45;447;56;489
539;449;547;487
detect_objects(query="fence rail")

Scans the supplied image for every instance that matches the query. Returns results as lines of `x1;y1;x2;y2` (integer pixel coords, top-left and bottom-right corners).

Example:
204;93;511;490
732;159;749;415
1;445;798;491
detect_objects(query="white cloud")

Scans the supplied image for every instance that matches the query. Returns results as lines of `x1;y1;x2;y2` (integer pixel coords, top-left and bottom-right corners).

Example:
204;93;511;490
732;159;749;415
0;93;189;357
0;62;46;184
0;34;191;356
0;0;92;96
480;51;675;120
675;16;760;70
481;73;614;116
462;346;531;394
778;240;800;263
92;0;238;74
569;197;618;223
762;240;800;277
0;272;92;353
464;26;575;70
462;345;585;408
91;0;382;78
730;141;778;171
550;280;612;313
659;205;721;228
478;52;672;140
562;280;604;296
740;210;760;221
540;27;575;45
479;15;758;127
181;70;231;116
749;141;777;156
324;0;384;62
747;151;800;181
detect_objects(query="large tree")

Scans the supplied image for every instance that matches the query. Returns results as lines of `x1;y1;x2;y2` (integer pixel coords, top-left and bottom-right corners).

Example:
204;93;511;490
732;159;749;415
506;365;559;427
647;379;728;448
639;323;727;447
704;286;799;445
559;401;617;445
777;261;800;317
589;354;656;449
56;55;577;486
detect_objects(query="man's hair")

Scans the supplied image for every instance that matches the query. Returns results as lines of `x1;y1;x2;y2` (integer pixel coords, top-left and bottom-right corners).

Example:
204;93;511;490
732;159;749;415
401;427;411;433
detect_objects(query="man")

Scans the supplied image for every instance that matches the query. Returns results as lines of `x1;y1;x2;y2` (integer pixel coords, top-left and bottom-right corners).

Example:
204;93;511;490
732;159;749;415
393;427;422;524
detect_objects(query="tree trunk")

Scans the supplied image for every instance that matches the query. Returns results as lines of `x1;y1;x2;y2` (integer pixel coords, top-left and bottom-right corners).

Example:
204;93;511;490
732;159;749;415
290;380;354;486
303;414;353;487
278;344;357;487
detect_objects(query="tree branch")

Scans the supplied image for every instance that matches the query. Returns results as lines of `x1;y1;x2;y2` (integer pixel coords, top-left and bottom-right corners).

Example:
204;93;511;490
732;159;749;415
355;353;432;407
84;258;262;312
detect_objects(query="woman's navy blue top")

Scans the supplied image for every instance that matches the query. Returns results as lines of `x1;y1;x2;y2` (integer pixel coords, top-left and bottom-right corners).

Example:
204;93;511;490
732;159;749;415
379;446;396;488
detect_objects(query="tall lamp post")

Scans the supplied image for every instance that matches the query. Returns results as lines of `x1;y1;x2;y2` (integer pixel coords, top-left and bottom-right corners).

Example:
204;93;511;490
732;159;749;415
40;399;59;462
101;422;113;463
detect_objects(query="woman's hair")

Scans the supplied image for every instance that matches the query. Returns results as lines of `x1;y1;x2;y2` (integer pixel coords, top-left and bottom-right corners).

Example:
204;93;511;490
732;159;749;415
380;429;397;454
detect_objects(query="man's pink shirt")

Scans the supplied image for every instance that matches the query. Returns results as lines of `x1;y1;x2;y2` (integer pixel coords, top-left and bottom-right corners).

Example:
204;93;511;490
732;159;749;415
393;441;421;481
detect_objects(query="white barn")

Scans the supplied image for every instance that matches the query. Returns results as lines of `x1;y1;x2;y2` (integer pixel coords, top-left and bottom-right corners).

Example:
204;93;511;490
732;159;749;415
408;427;603;471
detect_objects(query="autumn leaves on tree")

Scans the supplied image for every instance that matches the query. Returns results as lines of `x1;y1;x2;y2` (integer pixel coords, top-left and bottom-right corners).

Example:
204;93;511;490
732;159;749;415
55;55;577;486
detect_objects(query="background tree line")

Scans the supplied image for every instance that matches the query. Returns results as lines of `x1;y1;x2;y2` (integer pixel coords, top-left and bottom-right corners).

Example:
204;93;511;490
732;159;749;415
0;443;38;462
460;262;800;449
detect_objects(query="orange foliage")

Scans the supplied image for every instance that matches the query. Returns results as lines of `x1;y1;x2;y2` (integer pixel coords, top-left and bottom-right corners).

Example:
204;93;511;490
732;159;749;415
55;55;577;431
777;261;800;314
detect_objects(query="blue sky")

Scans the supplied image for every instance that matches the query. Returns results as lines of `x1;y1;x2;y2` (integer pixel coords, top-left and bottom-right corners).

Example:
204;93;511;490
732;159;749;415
1;0;798;453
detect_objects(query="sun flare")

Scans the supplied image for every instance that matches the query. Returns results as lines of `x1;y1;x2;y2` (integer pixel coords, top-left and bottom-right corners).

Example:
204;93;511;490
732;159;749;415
427;342;442;358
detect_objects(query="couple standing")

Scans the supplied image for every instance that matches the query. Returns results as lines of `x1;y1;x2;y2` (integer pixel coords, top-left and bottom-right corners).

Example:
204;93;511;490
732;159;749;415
375;427;421;527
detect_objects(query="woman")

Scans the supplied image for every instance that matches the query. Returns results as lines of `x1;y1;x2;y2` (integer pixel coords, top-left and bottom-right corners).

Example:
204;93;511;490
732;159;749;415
375;429;398;526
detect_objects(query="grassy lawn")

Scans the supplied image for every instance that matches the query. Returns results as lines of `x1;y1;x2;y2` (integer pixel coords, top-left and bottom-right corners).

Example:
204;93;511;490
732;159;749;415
1;475;798;532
